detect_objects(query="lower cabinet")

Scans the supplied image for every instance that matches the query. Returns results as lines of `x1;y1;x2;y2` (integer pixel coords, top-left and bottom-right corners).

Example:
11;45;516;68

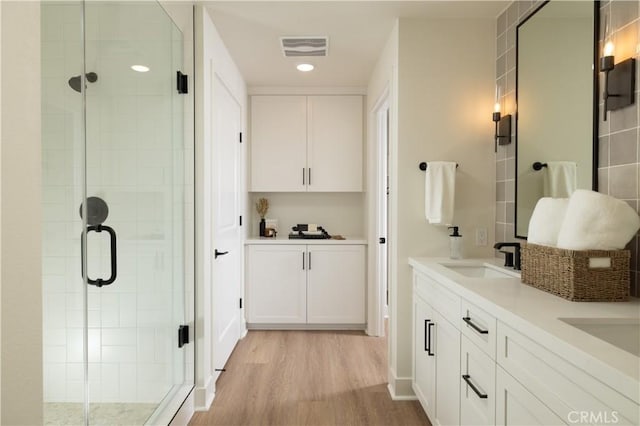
495;365;565;426
460;336;495;426
412;266;638;426
246;244;365;326
413;279;460;425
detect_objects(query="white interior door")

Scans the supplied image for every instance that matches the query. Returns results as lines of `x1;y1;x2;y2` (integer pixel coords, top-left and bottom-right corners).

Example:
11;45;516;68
212;75;242;377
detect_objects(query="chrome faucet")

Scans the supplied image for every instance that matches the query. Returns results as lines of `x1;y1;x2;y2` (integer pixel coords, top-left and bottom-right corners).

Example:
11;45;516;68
494;242;521;271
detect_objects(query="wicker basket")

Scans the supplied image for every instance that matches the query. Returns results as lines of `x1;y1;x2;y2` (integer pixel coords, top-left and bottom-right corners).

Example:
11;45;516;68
520;242;630;302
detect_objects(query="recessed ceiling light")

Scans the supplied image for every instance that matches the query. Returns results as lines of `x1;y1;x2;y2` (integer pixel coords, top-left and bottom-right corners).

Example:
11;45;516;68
296;63;314;72
131;65;150;73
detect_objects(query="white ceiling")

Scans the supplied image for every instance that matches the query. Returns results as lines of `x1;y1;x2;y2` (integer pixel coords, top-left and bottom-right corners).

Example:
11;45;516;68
205;1;507;88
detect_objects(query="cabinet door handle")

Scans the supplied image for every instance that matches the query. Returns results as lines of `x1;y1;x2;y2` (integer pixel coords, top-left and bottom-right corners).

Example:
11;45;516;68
308;167;312;185
302;252;305;270
424;319;431;352
463;317;488;334
462;374;488;399
302;168;305;185
308;252;311;270
427;322;435;356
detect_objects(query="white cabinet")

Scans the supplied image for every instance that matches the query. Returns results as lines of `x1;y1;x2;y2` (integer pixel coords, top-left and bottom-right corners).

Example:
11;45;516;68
246;245;307;323
496;365;564;426
246;244;365;326
413;272;460;426
413;296;435;418
306;245;365;323
460;336;496;426
250;96;307;192
410;259;640;426
250;95;363;192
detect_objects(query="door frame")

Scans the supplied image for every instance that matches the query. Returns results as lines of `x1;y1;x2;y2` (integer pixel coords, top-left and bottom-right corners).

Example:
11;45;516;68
367;86;390;338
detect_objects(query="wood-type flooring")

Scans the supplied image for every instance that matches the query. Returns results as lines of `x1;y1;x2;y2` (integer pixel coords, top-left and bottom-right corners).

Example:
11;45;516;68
189;329;430;426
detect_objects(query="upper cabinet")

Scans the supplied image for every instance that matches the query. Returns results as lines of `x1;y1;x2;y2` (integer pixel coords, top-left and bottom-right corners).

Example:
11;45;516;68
250;95;363;192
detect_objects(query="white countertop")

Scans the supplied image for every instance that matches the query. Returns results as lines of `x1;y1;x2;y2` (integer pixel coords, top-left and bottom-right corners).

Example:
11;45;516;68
246;236;367;245
408;257;640;404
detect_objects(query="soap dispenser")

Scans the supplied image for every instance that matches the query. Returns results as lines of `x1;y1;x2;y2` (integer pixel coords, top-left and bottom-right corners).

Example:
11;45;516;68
448;226;463;259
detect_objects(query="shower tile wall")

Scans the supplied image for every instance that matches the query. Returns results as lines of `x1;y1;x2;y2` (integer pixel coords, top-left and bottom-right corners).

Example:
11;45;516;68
42;4;186;404
495;0;640;296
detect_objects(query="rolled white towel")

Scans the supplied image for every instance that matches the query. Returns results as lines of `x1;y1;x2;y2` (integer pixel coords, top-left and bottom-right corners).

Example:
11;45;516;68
557;190;640;250
527;197;569;247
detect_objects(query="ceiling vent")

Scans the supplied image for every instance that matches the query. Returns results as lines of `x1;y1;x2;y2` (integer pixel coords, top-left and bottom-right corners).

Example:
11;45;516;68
280;37;329;57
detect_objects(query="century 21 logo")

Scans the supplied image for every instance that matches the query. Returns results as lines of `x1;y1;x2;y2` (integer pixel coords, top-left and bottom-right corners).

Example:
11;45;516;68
567;411;619;424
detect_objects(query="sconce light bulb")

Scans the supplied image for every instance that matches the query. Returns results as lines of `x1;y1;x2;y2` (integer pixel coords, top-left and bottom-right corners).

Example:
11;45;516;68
494;102;501;113
604;41;615;57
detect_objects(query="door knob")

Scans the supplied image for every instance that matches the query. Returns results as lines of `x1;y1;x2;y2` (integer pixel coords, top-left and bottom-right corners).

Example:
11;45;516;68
214;249;229;259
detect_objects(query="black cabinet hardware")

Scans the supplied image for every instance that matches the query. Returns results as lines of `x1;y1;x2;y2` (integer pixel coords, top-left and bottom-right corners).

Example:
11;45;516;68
427;322;435;356
214;249;229;259
308;168;312;185
302;168;305;185
379;237;386;244
424;319;430;351
302;252;305;270
462;317;489;334
308;252;312;270
462;374;488;399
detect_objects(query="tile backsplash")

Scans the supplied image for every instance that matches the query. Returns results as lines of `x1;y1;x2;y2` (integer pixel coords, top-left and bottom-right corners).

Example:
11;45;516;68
495;0;640;296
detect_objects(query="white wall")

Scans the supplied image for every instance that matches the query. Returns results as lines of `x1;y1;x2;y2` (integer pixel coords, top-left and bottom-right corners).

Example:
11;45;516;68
388;17;496;397
1;1;43;424
248;192;365;238
194;5;247;411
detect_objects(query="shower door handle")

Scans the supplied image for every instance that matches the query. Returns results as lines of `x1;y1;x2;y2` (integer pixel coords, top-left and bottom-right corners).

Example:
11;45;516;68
82;224;118;287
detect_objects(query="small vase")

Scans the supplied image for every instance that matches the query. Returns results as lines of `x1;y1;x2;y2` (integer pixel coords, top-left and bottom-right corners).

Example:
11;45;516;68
259;218;266;237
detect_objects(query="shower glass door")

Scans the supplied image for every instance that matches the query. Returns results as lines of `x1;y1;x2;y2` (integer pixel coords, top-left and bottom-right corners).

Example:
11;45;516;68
41;1;194;424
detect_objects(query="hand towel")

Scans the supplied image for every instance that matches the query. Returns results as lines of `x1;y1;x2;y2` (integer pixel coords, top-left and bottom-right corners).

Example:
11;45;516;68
543;161;577;198
527;197;569;246
557;190;640;250
425;161;457;225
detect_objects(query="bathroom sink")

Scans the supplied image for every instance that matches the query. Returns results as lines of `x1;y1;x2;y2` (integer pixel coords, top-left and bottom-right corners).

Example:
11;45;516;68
559;318;640;357
441;263;519;279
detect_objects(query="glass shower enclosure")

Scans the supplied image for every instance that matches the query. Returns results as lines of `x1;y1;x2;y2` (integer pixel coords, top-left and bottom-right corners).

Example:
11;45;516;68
41;1;194;424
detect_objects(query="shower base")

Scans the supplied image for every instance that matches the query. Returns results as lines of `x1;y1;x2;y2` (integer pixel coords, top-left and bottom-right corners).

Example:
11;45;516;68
44;402;157;425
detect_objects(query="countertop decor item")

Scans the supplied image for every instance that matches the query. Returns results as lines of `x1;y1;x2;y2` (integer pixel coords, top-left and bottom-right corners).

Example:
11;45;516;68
255;198;269;237
521;242;630;302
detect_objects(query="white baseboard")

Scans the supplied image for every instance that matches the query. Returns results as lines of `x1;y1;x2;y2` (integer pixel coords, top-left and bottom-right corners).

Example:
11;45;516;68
387;367;417;400
194;376;215;411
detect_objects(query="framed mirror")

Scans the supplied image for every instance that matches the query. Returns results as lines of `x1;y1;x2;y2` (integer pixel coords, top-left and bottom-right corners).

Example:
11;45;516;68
515;0;599;238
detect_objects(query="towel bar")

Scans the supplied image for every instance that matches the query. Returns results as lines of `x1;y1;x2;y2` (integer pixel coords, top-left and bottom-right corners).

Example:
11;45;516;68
532;162;548;171
419;162;459;171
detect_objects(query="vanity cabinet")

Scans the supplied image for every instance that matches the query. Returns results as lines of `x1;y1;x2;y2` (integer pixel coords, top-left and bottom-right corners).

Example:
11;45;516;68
250;95;363;192
246;243;365;326
495;365;564;426
410;259;640;426
413;273;461;425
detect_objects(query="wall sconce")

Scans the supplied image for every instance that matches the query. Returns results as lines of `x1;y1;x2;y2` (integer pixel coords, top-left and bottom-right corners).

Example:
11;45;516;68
600;40;636;121
492;98;511;152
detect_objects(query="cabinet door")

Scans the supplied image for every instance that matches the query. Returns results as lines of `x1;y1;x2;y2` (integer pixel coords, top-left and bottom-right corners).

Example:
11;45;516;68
413;296;436;420
306;245;365;324
460;336;495;426
433;311;461;426
246;245;306;323
496;366;565;426
307;96;363;192
250;96;307;191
